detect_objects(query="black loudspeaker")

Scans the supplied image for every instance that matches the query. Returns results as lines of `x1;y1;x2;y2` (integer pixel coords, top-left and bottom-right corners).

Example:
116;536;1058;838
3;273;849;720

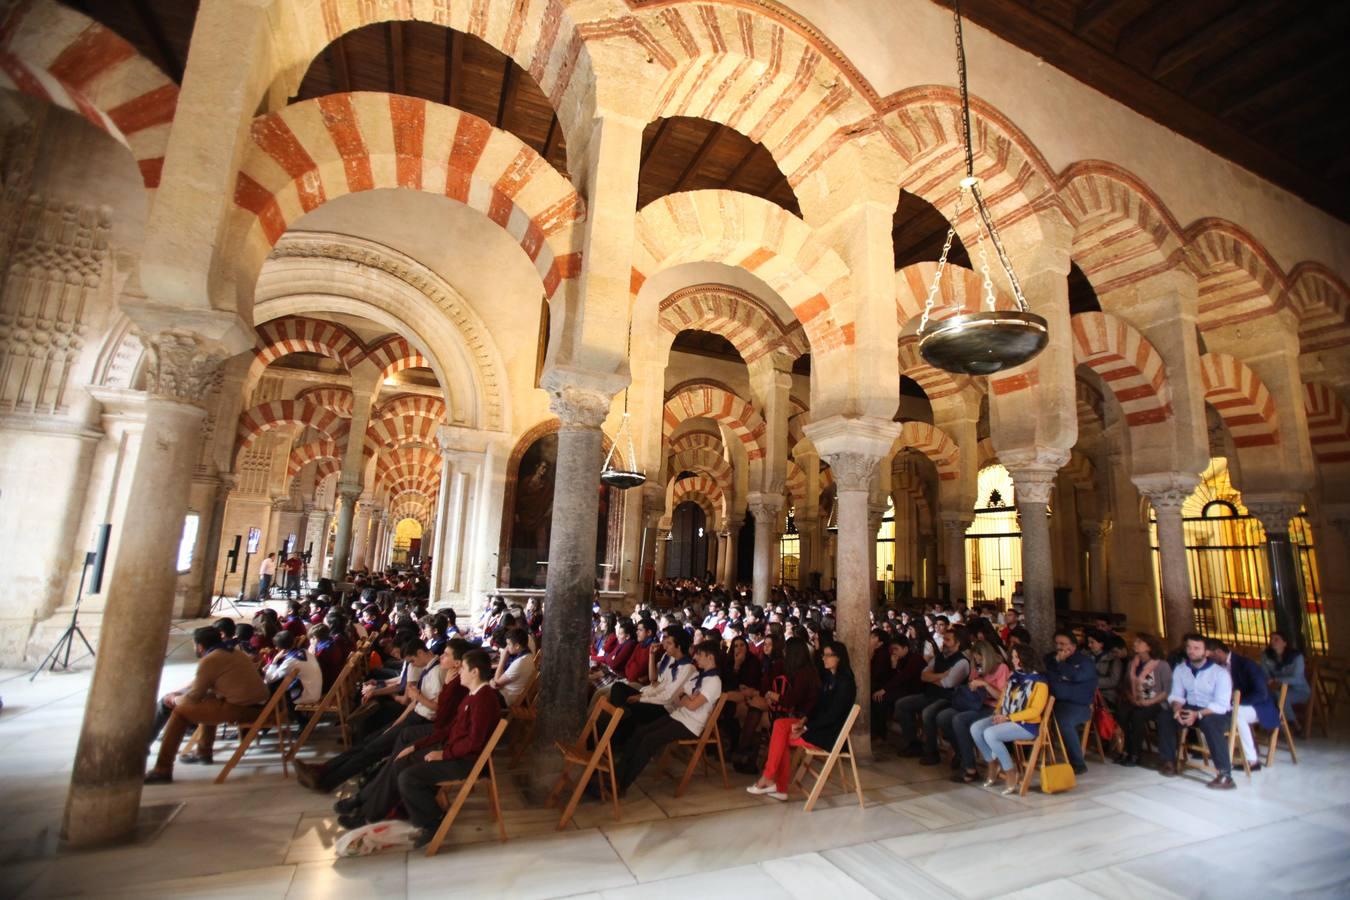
227;534;242;573
88;523;112;593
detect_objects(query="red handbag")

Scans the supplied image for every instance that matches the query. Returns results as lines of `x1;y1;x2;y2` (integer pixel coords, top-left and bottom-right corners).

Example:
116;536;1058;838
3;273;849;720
1092;690;1119;742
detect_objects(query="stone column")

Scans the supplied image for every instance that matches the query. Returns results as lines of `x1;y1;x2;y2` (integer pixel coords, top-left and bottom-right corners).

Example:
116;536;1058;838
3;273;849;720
807;416;900;759
196;471;237;614
867;501;887;605
63;332;226;847
797;516;819;590
330;484;360;578
352;501;375;570
428;445;455;599
705;524;719;582
1248;498;1308;650
1005;450;1069;651
443;464;470;596
723;516;743;586
535;385;614;758
748;493;784;607
1135;475;1200;644
942;512;972;606
653;528;670;580
266;498;286;558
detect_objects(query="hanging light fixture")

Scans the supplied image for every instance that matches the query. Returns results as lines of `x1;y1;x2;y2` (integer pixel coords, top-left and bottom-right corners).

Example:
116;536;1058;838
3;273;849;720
915;0;1048;377
600;299;647;490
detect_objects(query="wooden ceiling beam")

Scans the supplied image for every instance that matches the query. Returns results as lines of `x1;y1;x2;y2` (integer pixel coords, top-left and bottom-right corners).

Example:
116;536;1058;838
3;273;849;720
388;22;406;95
330;41;353;93
541;115;559;162
1151;1;1278;79
722;145;758;192
638;119;672;174
496;60;518;130
444;28;463;108
129;0;183;82
1072;0;1126;35
1220;51;1345;118
673;124;724;191
1188;15;1317;94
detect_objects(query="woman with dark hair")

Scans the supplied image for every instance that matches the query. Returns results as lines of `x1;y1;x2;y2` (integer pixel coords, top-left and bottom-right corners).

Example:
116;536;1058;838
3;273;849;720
1117;632;1171;766
731;635;819;772
589;612;619;662
1086;629;1124;708
747;639;857;800
969;644;1049;794
1263;630;1310;728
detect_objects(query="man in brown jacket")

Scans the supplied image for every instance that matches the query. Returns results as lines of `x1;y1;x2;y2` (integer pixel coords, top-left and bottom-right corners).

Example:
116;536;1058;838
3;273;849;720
145;627;269;783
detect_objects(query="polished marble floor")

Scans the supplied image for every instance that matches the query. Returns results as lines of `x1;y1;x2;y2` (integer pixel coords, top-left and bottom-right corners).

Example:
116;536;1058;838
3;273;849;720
2;624;1348;899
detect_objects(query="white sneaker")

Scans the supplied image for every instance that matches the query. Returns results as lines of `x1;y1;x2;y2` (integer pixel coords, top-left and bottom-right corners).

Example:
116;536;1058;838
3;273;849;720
746;783;776;795
767;791;788;801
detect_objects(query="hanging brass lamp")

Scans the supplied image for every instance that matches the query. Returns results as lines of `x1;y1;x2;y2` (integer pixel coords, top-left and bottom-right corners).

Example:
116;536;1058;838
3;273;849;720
600;300;647;490
916;2;1048;376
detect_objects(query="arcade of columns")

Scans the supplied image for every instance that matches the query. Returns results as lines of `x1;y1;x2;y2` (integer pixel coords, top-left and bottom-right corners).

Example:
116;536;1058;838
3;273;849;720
0;0;1347;847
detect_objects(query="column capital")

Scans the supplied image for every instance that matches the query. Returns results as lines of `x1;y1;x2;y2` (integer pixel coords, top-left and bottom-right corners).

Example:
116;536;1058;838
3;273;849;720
1003;447;1070;506
337;482;363;502
139;330;228;406
940;511;973;533
541;367;623;430
803;415;901;475
1133;473;1200;514
217;471;239;492
746;491;785;519
1245;494;1304;536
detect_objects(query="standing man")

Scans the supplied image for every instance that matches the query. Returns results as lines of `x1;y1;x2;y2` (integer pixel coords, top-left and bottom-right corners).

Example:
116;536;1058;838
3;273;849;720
1044;630;1098;775
284;553;303;598
258;552;277;600
1158;633;1236;789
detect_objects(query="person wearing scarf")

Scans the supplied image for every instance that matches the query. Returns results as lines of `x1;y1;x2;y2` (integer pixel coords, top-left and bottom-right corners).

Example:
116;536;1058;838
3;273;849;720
607;627;696;749
1116;633;1171;767
1156;633;1235;789
264;630;322;707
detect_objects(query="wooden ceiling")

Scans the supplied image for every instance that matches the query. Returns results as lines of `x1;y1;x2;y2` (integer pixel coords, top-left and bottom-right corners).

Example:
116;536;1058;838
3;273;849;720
948;0;1350;221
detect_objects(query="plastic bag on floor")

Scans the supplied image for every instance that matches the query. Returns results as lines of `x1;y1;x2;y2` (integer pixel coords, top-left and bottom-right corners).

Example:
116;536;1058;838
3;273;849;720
334;819;421;857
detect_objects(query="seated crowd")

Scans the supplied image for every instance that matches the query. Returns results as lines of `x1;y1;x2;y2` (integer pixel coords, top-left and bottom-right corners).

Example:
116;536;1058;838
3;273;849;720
146;571;1313;847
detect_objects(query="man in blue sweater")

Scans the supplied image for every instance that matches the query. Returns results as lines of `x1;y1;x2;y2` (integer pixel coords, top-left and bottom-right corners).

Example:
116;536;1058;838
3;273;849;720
1208;639;1278;772
1043;630;1098;774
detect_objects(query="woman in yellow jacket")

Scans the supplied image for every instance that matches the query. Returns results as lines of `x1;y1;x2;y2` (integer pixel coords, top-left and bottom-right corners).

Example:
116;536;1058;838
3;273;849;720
969;644;1050;794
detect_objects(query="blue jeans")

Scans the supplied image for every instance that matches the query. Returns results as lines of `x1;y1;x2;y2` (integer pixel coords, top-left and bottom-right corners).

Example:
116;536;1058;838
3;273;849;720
970;718;1034;771
937;706;993;770
1054;701;1091;769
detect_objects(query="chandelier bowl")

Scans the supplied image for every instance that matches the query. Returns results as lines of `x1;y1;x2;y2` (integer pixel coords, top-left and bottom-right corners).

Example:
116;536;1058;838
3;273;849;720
919;310;1049;376
600;469;647;490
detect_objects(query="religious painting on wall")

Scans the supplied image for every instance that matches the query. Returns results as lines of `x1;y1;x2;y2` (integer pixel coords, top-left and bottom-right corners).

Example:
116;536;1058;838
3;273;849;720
510;434;558;586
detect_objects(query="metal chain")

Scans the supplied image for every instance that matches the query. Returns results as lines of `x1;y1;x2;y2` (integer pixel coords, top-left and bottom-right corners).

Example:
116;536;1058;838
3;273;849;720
918;187;964;334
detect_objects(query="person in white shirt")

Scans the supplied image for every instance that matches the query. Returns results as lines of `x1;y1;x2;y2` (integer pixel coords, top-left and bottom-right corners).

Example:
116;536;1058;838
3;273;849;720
264;630;322;706
491;628;536;707
1157;633;1235;790
257;552;277;599
612;639;723;795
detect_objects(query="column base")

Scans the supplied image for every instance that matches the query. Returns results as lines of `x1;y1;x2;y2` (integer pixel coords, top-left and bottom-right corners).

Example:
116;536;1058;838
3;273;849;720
62;779;142;847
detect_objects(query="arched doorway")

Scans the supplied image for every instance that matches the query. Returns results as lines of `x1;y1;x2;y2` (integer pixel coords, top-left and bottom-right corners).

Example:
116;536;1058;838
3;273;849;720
392;518;423;567
967;465;1022;609
667;501;708;578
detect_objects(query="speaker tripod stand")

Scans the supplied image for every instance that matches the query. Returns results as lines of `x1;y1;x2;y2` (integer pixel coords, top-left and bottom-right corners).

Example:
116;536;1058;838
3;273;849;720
30;554;97;680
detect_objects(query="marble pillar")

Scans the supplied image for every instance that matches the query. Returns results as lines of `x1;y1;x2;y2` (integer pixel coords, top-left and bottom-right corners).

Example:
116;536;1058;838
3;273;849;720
1082;520;1109;612
1136;474;1200;644
63;332;226;847
330;485;359;578
1006;451;1068;652
867;502;886;606
654;528;670;581
748;494;783;608
1249;498;1308;651
723;517;742;586
428;447;454;600
535;386;612;758
351;502;374;571
195;471;236;615
942;512;972;607
444;465;470;596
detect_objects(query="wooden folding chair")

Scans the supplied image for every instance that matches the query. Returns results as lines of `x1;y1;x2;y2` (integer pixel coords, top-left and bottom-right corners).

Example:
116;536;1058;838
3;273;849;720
1011;696;1057;796
214;673;298;784
548;698;625;829
506;664;542;767
1079;709;1108;764
661;694;731;797
1179;690;1248;779
792;704;865;813
424;717;510;857
286;643;368;760
1312;656;1348;734
1262;683;1299;767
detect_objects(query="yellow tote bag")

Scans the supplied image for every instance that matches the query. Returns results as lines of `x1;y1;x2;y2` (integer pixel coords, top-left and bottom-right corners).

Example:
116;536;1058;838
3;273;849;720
1039;717;1077;794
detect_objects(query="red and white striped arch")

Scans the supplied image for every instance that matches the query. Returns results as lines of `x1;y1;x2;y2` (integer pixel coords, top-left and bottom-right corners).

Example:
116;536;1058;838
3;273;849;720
1070;312;1172;428
1185;220;1285;331
1062;450;1096;490
895;262;1016;331
365;415;439;454
382;473;440;499
898;336;969;406
248;317;365;388
670;446;734;497
313;459;341;482
786;460;808;509
365;335;432;382
1076;376;1106;426
663;384;767;462
659;283;808;363
894;422;960;482
295;385;354;418
287;438;339;477
1198;352;1279;449
232;94;583;298
1304;382;1350;465
377;393;446;422
236;399;348;455
1284;264;1350;354
0;1;177;195
671;473;726;521
1059;164;1182;295
670;429;725;458
634;191;853;355
375;447;442;479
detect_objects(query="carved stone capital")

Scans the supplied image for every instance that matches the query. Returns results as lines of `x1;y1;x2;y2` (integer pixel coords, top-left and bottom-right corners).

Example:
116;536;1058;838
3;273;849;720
140;331;226;406
746;491;785;521
217;471;239;492
1245;496;1304;536
804;416;900;492
822;451;884;493
337;482;363;504
941;511;974;535
548;385;613;430
1132;473;1200;516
